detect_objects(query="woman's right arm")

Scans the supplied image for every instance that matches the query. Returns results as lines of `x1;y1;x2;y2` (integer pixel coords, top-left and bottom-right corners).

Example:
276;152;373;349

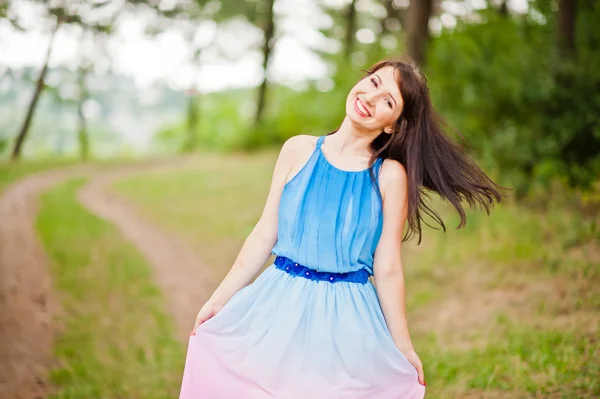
201;136;301;310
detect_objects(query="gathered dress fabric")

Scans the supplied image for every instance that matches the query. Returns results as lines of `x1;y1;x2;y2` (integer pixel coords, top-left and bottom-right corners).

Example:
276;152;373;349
179;134;426;399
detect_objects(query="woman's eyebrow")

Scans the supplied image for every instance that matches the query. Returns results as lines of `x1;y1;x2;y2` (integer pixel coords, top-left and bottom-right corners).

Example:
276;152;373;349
375;73;398;108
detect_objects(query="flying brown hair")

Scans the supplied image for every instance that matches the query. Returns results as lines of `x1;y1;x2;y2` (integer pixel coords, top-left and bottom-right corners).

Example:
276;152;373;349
327;56;507;244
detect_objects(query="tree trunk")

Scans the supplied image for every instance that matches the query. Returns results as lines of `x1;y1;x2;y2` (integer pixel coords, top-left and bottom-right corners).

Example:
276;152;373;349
77;67;89;160
556;0;577;58
405;0;433;66
184;90;199;151
253;0;276;129
11;20;60;160
498;0;509;16
344;0;357;60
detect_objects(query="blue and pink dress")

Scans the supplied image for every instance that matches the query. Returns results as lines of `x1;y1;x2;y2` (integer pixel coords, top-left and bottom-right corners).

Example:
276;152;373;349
179;134;425;399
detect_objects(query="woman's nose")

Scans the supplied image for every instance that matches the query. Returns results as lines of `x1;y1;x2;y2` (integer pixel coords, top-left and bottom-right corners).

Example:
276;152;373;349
364;92;376;106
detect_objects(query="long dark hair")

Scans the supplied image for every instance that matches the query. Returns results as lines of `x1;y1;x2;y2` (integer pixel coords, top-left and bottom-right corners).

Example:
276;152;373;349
328;56;506;245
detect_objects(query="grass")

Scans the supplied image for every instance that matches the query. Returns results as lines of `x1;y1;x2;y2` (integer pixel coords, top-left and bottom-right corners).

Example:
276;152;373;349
113;149;277;277
112;148;600;398
0;159;76;193
37;179;184;399
407;198;600;397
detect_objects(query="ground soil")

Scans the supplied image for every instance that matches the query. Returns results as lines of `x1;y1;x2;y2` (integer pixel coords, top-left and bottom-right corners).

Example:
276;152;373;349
0;166;92;399
76;159;218;341
0;158;214;398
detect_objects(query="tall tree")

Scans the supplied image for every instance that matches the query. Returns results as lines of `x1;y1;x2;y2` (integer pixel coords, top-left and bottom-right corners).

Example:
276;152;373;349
10;0;175;160
157;0;262;149
405;0;433;66
343;0;358;60
167;0;219;152
253;0;277;129
498;0;509;16
11;7;70;160
73;17;117;160
184;86;200;151
76;64;90;160
556;0;577;58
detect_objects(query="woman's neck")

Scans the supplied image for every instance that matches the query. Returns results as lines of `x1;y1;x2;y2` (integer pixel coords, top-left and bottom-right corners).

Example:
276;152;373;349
331;118;380;158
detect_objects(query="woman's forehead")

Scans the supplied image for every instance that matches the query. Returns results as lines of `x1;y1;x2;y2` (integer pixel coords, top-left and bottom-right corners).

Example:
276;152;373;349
377;66;400;85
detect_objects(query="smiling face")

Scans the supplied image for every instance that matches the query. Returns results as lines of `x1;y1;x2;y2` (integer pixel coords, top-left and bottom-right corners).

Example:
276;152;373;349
345;65;404;135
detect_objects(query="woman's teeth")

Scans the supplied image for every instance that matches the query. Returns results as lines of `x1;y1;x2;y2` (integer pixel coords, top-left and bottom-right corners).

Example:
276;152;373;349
355;98;370;117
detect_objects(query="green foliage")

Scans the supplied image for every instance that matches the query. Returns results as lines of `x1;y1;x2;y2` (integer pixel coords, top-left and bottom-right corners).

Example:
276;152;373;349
427;3;600;194
161;55;384;151
153;88;254;152
5;0;597;195
164;1;599;196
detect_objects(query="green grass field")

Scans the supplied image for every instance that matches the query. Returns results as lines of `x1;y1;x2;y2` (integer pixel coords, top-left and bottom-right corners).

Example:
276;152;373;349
112;150;600;398
37;179;184;399
5;151;596;398
113;149;278;276
0;159;76;193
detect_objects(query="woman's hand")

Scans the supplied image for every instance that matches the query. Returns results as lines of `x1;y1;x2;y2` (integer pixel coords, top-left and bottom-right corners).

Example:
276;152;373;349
190;301;223;336
399;347;425;387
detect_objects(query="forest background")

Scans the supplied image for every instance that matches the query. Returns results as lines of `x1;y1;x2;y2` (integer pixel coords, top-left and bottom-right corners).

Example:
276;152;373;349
0;0;598;398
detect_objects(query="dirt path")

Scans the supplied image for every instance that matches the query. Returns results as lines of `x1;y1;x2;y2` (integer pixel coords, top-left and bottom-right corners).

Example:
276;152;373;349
0;157;215;398
77;159;218;342
0;165;93;399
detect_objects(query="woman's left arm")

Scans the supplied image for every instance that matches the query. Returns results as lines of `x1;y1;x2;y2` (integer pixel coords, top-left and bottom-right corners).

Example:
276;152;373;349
372;159;425;386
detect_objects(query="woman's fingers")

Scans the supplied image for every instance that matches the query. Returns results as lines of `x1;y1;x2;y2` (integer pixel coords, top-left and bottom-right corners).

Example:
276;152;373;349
190;304;220;337
417;365;425;386
403;350;425;387
190;316;202;336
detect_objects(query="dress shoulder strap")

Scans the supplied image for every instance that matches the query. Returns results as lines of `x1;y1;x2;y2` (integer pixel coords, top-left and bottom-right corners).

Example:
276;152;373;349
316;135;325;149
373;156;384;177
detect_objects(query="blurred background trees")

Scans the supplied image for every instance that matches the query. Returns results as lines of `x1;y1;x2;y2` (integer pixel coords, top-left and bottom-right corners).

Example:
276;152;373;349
0;0;598;195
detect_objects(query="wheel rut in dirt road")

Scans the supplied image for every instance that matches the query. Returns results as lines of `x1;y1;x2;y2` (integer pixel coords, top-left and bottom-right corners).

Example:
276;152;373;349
77;159;218;343
0;165;93;399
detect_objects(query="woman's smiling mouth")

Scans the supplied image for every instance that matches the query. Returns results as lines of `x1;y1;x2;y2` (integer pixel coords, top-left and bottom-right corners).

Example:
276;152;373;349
354;97;371;118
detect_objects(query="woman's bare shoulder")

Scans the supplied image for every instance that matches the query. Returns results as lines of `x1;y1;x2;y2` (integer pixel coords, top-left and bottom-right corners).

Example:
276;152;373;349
282;134;319;150
280;134;320;157
380;158;407;179
379;158;408;198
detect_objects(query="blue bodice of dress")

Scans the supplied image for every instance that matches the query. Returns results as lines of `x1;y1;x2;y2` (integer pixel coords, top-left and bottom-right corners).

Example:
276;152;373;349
271;134;384;275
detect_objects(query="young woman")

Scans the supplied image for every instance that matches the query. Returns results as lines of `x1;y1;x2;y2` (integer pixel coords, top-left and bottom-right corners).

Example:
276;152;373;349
179;57;504;399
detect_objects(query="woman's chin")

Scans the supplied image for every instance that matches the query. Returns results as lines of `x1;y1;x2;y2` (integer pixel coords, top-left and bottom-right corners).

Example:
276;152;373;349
346;110;368;125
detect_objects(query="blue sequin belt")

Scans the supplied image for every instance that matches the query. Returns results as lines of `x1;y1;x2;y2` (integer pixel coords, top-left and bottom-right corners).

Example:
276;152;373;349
274;255;371;284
